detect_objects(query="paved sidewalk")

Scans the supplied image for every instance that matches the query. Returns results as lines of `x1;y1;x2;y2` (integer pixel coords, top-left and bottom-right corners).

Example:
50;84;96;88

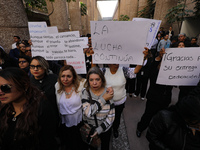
123;87;179;150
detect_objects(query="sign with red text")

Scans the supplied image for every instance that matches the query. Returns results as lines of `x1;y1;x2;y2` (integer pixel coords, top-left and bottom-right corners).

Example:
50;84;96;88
157;47;200;86
91;21;150;65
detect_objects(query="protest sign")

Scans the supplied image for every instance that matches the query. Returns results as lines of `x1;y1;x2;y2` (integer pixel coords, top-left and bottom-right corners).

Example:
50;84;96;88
90;21;150;65
30;31;87;60
67;50;87;74
156;47;200;86
48;26;59;34
132;18;161;49
28;22;48;35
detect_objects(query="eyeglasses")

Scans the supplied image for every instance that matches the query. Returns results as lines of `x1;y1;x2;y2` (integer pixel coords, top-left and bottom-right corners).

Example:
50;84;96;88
20;46;25;48
0;84;12;93
18;61;27;64
25;50;31;53
30;65;42;70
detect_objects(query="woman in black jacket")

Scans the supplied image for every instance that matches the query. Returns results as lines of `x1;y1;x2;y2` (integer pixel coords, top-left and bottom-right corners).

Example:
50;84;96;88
0;68;58;150
147;92;200;150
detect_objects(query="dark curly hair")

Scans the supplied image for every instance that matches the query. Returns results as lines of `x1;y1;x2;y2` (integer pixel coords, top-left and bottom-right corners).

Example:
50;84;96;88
0;68;44;149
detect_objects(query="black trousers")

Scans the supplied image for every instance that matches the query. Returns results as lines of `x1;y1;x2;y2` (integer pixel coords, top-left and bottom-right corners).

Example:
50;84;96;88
60;123;87;150
113;103;125;131
126;78;136;93
135;74;148;98
137;100;169;132
89;128;112;150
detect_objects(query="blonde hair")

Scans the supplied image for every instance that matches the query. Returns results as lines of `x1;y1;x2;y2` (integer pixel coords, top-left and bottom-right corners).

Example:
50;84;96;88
57;65;80;93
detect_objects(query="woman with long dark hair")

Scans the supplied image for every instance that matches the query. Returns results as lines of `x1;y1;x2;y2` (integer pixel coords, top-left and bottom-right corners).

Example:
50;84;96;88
0;68;58;150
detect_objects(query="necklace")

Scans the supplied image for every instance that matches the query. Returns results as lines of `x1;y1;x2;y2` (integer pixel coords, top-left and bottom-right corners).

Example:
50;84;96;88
64;87;75;95
12;111;17;122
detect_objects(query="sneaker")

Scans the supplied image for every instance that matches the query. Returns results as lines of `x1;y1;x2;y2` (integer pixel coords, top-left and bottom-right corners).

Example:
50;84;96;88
129;93;132;97
141;97;145;101
133;94;137;98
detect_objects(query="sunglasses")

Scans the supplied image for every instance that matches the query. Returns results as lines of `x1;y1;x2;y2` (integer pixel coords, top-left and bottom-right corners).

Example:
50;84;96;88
18;61;27;64
0;84;12;93
30;65;42;70
25;50;31;53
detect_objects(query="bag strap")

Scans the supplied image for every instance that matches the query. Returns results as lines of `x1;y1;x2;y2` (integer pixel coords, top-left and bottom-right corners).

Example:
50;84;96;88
87;90;98;127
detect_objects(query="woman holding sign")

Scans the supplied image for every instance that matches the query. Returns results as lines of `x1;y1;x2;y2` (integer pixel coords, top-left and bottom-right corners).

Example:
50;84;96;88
136;48;173;138
100;48;147;138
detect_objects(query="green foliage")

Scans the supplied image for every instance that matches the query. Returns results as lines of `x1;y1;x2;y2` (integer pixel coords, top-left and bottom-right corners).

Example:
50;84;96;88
193;0;200;18
138;0;156;18
80;2;87;16
165;0;193;31
24;0;48;12
23;0;76;13
119;15;130;21
165;1;192;23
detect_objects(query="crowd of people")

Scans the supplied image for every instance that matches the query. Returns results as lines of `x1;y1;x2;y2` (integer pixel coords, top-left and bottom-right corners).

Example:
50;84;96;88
0;26;200;150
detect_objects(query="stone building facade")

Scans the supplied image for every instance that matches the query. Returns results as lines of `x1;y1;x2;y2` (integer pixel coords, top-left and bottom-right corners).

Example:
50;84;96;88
0;0;29;52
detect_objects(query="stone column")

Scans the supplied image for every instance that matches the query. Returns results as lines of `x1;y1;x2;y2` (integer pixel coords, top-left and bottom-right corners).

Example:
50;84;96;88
138;0;148;12
86;0;93;34
68;0;82;34
46;0;69;32
118;0;139;20
0;0;29;52
154;0;178;32
81;0;88;35
129;0;139;19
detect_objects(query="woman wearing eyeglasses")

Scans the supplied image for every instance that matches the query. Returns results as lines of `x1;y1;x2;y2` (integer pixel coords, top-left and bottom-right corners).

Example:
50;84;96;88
0;68;58;150
30;56;60;128
147;93;200;150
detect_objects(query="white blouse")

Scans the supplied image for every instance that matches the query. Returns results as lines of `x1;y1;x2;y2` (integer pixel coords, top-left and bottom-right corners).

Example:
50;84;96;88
59;91;82;127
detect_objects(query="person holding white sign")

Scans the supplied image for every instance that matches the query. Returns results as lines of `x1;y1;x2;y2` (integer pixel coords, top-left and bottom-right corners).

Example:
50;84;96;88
101;60;144;138
136;48;173;138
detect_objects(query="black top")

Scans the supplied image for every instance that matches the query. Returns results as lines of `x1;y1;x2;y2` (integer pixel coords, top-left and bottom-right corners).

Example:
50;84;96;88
146;59;173;105
147;107;200;150
0;99;58;150
30;74;60;127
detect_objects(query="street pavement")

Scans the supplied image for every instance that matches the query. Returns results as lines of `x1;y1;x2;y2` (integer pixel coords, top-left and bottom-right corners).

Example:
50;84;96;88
109;86;179;150
123;87;179;150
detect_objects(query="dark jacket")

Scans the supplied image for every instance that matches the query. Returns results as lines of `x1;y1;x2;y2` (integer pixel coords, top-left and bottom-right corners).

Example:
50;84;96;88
147;107;200;150
0;99;58;150
146;59;172;105
9;48;20;60
30;74;60;126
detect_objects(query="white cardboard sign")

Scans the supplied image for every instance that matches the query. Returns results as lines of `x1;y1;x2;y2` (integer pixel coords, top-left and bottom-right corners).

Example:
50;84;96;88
91;21;150;65
132;18;161;49
28;22;48;34
156;48;200;86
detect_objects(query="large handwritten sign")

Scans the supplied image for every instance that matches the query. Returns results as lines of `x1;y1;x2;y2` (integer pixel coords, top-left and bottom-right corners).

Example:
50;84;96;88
91;21;150;65
132;18;161;49
156;48;200;86
30;31;81;60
